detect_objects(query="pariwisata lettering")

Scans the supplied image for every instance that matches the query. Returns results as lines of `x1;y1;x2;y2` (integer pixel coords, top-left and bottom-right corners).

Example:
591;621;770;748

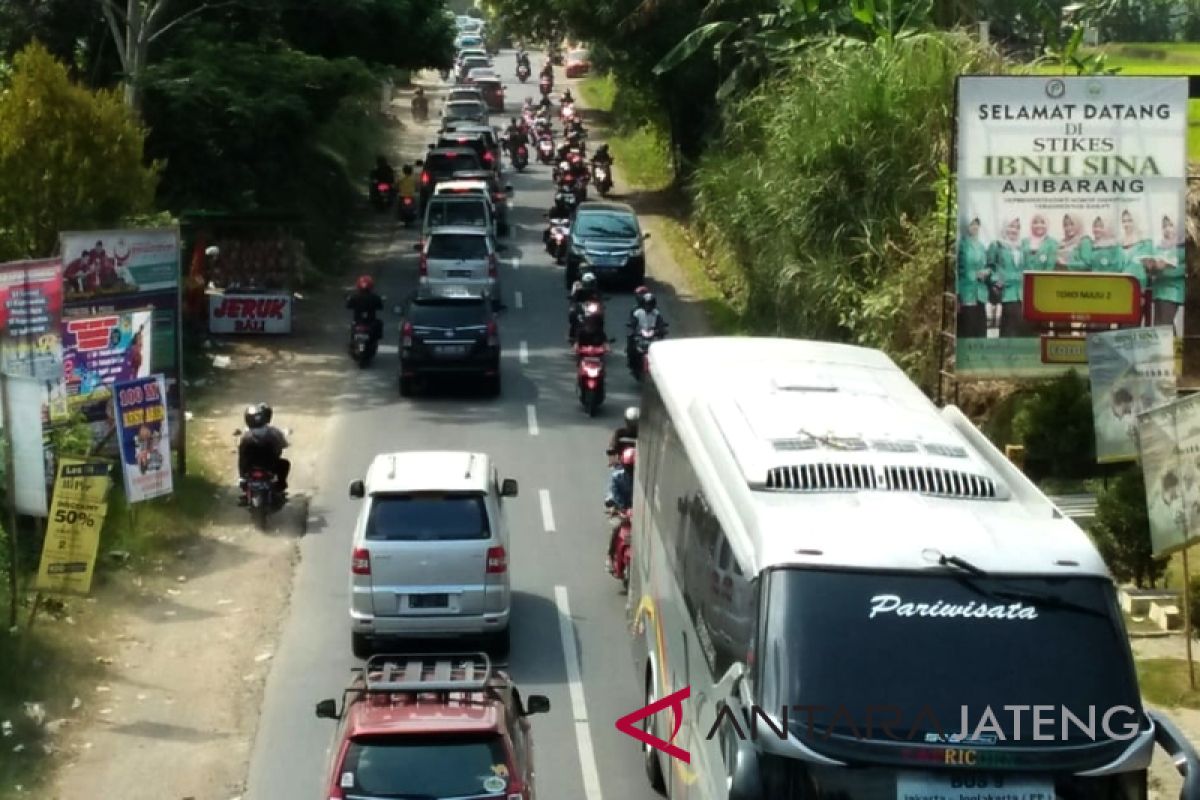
868;594;1039;620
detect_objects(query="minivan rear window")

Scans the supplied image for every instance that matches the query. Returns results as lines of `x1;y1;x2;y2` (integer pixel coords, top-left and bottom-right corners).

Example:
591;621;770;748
427;153;482;174
428;234;489;260
341;734;508;798
426;200;489;228
366;493;489;541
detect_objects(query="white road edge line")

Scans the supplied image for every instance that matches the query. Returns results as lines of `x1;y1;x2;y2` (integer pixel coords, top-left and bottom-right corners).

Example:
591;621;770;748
526;404;539;436
539;489;556;532
555;585;605;800
514;290;524;309
519;341;529;364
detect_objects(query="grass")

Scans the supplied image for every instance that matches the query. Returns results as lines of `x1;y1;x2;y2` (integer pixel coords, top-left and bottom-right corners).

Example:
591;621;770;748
580;74;675;191
657;220;744;334
1029;43;1200;161
579;74;615;112
1137;658;1200;709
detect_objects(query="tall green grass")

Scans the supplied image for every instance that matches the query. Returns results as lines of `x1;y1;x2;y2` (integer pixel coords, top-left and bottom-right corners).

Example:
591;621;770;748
690;33;1002;391
580;74;675;190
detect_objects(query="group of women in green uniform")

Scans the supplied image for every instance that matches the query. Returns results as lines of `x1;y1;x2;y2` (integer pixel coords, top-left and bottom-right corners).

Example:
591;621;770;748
957;210;1186;339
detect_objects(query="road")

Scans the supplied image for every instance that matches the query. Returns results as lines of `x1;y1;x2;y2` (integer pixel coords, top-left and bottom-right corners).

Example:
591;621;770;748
245;51;680;800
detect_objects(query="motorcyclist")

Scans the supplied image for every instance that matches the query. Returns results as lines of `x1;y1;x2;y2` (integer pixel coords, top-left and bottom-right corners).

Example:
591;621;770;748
575;303;608;349
627;291;666;369
607;406;639;464
547;188;577;221
517;50;531;69
568;272;602;343
605;447;635;568
592;144;613;167
540;62;553;79
628;285;651;325
237;403;290;496
346;274;384;346
396;164;417;213
561;88;575;106
504;117;529;158
370;156;396;185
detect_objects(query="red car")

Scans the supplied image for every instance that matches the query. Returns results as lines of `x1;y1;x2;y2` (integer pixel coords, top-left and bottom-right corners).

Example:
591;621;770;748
316;652;550;799
565;50;591;78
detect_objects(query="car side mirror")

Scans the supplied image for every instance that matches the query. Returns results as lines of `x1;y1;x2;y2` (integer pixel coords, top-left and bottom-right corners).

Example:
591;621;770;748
642;232;652;240
413;243;423;251
315;699;338;719
349;480;365;498
500;478;519;497
232;428;242;437
525;694;550;715
427;143;435;149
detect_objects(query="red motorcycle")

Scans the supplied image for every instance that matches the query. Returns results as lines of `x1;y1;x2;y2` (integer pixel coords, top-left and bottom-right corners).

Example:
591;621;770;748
574;343;608;417
607;506;632;590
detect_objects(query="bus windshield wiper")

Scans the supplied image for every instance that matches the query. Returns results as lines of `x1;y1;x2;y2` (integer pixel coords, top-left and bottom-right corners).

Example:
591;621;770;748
934;553;1109;620
936;553;988;576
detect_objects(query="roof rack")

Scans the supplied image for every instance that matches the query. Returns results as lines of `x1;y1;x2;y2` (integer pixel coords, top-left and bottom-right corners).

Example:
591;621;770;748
360;652;493;693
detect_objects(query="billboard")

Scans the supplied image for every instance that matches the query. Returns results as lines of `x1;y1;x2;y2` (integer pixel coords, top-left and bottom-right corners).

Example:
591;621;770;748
955;76;1190;379
34;459;112;595
1086;326;1176;463
58;228;183;456
1136;393;1200;557
113;375;173;503
208;292;293;334
0;258;64;381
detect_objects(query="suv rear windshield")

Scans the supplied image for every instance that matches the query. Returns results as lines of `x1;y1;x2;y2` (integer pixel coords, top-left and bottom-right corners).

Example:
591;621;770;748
341;734;508;798
366;493;490;541
462;58;489;70
408;300;488;327
426;199;489;228
427;234;489;260
426;152;482;175
761;568;1142;747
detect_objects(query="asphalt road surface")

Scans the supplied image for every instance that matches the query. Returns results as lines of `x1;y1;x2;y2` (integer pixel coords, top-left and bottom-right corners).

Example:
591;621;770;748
245;50;680;800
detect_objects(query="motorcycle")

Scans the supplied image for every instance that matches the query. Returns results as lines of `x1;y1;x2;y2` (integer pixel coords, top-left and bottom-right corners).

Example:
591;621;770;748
545;214;572;261
350;321;378;367
517;62;531;82
607;505;632;590
628;322;667;380
560;101;576;123
370;179;396;211
574;342;609;417
592;162;613;196
232;429;291;530
539;77;552;97
511;142;529;171
397;194;417;227
536;136;556;164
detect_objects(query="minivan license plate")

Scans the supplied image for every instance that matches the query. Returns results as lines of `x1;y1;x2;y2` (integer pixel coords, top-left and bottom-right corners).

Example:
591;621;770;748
408;593;449;609
897;772;1052;800
447;269;473;278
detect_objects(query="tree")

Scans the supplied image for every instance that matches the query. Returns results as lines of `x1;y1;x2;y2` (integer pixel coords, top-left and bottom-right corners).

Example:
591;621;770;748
0;41;158;261
1091;465;1167;588
1011;371;1097;481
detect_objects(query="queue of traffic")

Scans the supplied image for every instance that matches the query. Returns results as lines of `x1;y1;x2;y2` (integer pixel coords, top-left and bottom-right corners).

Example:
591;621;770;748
240;16;1200;800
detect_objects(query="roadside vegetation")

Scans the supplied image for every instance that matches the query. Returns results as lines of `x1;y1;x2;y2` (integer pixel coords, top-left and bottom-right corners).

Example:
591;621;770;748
0;0;453;791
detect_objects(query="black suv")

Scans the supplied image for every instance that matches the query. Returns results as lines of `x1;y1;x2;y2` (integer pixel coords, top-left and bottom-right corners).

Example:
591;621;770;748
449;168;512;235
399;291;501;397
420;148;484;207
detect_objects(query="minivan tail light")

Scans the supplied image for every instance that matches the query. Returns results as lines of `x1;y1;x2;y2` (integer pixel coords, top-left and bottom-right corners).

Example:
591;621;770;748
486;320;498;346
488;254;498;278
402;321;414;347
486;546;507;573
352;548;371;575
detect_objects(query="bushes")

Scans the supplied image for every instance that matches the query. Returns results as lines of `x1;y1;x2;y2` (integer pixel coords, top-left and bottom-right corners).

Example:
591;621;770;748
1090;465;1167;588
1010;371;1096;482
689;33;1001;390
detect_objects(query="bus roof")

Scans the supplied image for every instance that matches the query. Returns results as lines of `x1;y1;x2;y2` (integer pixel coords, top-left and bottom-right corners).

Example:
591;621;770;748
646;337;1110;579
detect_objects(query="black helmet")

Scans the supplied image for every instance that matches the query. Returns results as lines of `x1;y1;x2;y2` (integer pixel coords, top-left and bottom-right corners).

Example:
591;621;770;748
244;402;272;429
643;292;657;311
511;117;518;126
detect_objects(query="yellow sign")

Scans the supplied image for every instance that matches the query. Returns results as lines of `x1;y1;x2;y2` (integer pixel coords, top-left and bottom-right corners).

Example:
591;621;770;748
1040;336;1089;365
1025;272;1141;323
35;459;112;595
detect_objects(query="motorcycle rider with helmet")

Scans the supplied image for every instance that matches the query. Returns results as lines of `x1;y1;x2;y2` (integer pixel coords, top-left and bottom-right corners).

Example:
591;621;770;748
370;155;396;186
593;143;613;168
503;117;529;163
346;275;384;348
568;272;602;344
237;403;290;498
544;188;577;251
627;291;667;371
607;406;639;466
605;447;635;569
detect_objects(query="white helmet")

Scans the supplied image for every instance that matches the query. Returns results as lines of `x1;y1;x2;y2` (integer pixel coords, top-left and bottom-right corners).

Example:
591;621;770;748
581;272;596;289
625;406;640;425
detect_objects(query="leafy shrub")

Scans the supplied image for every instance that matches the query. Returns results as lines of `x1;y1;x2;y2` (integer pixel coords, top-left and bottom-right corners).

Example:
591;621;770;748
1090;465;1167;588
1011;370;1096;482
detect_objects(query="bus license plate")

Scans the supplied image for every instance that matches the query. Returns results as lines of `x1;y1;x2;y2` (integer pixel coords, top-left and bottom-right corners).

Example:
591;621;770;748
897;772;1053;800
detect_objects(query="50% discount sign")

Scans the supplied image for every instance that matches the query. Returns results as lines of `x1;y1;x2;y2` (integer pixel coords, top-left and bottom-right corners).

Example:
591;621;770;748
34;459;113;595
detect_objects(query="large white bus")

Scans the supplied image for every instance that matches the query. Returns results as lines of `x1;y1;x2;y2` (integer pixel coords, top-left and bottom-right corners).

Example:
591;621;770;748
627;337;1200;800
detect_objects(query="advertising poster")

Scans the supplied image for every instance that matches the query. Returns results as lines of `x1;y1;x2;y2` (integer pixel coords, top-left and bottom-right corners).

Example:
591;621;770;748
208;292;293;334
62;309;153;409
0;258;64;381
59;229;178;302
0;375;48;515
1136;393;1200;558
955;76;1189;379
34;459;112;595
114;374;173;503
1087;326;1177;463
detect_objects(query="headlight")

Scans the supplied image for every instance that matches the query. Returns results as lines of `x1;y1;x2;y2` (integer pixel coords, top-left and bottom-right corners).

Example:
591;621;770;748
630;245;644;257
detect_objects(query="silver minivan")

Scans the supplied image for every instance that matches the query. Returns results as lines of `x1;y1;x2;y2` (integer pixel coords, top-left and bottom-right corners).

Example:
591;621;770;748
347;451;517;658
415;226;501;308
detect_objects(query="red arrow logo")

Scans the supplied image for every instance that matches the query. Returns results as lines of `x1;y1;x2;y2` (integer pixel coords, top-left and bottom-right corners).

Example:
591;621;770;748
615;685;691;763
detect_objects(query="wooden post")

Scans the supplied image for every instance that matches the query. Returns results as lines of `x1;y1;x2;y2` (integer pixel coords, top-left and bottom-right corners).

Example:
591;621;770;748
1184;546;1196;689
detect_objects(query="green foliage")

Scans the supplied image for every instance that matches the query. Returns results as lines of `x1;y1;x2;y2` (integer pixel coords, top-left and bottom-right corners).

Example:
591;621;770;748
1090;466;1167;588
1086;0;1185;43
688;32;997;389
1010;370;1096;481
277;0;456;69
0;42;158;260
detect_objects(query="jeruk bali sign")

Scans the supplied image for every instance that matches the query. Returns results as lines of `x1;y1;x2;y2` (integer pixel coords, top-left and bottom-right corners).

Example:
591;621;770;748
208;292;292;334
953;77;1189;380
